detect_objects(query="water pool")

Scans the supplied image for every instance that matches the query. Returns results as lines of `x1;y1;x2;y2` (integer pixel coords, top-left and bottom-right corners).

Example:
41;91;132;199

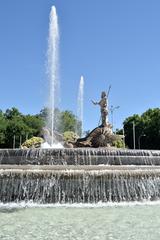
0;203;160;240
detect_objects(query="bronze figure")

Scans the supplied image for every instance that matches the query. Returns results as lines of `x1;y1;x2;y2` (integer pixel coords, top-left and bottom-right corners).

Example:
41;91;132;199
92;91;108;126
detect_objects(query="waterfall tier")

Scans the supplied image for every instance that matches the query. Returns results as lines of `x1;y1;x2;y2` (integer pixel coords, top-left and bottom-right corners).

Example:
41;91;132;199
1;148;160;165
1;148;160;203
0;165;160;203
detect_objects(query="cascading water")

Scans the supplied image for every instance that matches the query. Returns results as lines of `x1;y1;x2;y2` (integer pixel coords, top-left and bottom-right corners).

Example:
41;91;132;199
1;166;160;203
77;76;84;137
44;6;62;148
1;149;160;203
1;6;160;205
1;148;160;165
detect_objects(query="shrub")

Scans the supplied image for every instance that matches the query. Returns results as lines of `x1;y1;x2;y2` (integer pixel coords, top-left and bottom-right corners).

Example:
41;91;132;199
21;137;44;149
63;131;78;142
113;139;125;148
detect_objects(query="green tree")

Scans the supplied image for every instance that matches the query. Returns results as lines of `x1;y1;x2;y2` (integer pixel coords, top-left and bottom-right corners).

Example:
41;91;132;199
0;107;81;148
0;110;7;147
23;115;44;137
5;117;30;148
58;111;77;133
141;108;160;149
38;108;81;135
38;107;49;120
123;114;143;149
3;108;42;148
4;107;22;120
123;108;160;150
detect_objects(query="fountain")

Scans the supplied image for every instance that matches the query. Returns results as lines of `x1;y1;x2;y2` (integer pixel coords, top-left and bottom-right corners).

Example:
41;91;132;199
77;76;84;137
1;6;160;240
1;6;160;205
43;6;63;148
1;149;160;203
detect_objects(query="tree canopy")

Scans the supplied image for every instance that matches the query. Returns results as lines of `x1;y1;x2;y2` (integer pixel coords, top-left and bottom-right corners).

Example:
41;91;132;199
3;106;160;150
121;108;160;150
0;107;81;148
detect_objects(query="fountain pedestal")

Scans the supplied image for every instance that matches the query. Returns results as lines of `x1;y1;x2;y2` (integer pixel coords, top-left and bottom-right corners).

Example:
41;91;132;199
75;123;119;148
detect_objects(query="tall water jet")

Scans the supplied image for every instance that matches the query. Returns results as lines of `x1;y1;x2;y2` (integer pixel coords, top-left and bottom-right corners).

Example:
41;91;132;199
77;76;84;137
46;6;60;146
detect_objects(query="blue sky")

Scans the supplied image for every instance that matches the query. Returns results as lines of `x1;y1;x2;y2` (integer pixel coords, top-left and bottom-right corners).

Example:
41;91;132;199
0;0;160;131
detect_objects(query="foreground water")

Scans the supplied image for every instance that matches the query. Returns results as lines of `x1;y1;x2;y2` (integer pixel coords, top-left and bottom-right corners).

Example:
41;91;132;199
0;203;160;240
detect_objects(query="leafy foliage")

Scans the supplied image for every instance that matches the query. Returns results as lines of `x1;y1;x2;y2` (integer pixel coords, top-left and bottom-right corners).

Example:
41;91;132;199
113;139;125;148
21;137;44;149
58;111;77;133
121;108;160;150
0;110;7;147
63;131;78;142
0;107;81;148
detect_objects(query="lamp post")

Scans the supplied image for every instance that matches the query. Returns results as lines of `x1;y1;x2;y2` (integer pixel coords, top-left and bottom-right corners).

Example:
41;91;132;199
110;105;120;132
138;134;146;149
132;122;136;149
26;133;28;141
19;135;22;148
123;126;125;148
13;135;16;149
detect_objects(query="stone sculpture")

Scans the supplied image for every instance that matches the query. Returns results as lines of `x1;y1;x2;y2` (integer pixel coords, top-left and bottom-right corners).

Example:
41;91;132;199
92;91;108;127
72;87;122;148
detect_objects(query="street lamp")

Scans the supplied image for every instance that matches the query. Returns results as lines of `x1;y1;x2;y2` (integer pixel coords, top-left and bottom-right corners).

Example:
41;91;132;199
13;135;16;149
138;134;146;149
110;105;120;131
132;122;136;149
122;126;125;148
